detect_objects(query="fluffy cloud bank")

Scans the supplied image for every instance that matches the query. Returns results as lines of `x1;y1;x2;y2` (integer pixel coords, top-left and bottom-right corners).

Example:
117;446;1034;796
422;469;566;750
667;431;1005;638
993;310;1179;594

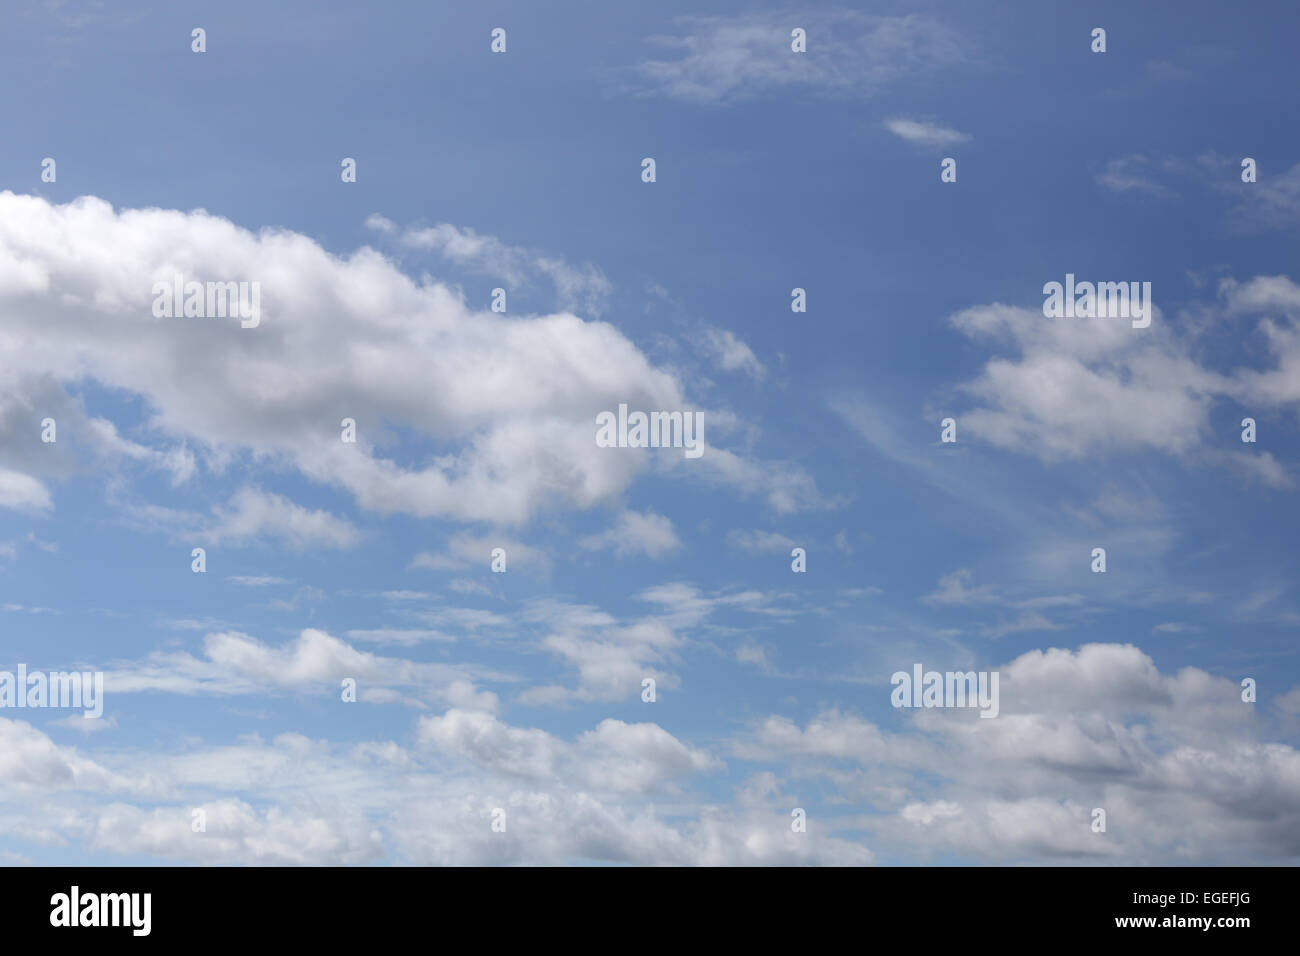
3;643;1293;865
738;643;1300;864
947;277;1300;486
0;192;819;526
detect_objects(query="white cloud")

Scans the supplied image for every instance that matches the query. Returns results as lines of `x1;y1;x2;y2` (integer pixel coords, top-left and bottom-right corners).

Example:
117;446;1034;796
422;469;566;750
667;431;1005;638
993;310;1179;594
2;602;55;614
419;710;721;794
518;599;681;705
449;578;492;597
689;445;830;514
103;628;502;712
700;327;765;380
630;12;970;105
981;610;1063;639
1233;161;1300;228
205;487;359;550
736;643;1300;863
1096;155;1179;196
923;569;998;606
345;628;455;647
375;219;612;318
0;714;865;865
0;718;120;791
1;192;803;527
380;590;431;601
50;714;119;734
411;532;548;573
84;416;196;485
100;800;385;865
0;467;52;513
580;510;681;558
884;118;970;147
945;284;1300;484
6;642;1293;865
726;528;796;554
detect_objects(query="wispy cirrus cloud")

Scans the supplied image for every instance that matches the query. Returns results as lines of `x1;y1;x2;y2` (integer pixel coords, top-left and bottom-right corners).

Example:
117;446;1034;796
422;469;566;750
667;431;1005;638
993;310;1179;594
366;216;612;317
627;12;971;105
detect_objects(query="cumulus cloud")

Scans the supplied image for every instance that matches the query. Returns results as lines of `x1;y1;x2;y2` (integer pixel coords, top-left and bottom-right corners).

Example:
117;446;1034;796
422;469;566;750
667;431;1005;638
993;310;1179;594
737;643;1300;863
85;799;386;866
520;608;680;706
0;715;864;866
579;510;681;558
0;467;51;512
205;487;359;549
945;280;1300;484
0;717;119;791
0;193;819;526
6;642;1292;865
418;709;720;794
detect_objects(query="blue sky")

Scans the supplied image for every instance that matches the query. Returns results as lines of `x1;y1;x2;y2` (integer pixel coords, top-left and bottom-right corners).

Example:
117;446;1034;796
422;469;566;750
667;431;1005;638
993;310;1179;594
0;0;1297;865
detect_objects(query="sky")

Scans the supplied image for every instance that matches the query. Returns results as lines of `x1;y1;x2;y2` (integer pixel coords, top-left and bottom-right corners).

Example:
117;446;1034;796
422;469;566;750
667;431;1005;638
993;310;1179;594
0;0;1298;865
